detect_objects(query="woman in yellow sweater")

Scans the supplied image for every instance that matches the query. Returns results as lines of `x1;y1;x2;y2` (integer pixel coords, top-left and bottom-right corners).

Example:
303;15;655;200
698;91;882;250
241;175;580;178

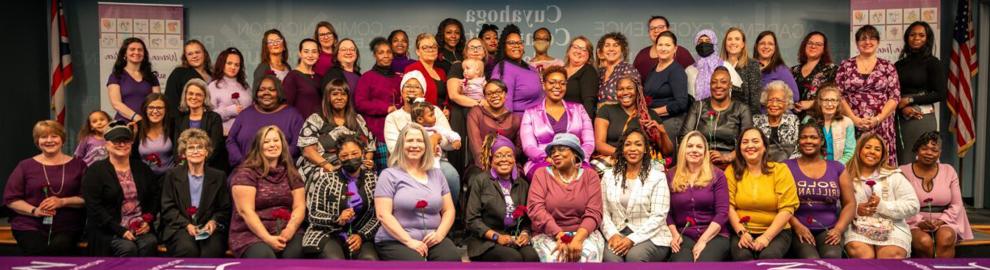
726;128;799;260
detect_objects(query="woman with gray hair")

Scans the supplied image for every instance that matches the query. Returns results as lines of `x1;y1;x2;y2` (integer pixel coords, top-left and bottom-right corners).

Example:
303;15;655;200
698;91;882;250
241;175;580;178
173;78;226;170
373;123;460;261
161;128;231;257
752;80;799;162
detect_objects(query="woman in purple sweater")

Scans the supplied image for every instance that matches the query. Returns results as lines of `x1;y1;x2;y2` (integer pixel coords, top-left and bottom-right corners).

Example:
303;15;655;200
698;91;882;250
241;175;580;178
226;75;304;167
491;24;543;113
666;131;730;262
784;122;845;259
282;38;323;119
355;37;402;171
754;31;799;102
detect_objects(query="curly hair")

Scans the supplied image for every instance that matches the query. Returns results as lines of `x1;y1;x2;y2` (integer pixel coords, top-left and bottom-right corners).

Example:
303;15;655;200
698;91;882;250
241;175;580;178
611;128;655;189
597;32;629;63
912;131;941;153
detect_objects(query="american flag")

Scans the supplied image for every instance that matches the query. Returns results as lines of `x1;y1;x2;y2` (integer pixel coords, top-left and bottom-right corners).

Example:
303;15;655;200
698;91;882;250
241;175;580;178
948;0;978;156
50;0;72;124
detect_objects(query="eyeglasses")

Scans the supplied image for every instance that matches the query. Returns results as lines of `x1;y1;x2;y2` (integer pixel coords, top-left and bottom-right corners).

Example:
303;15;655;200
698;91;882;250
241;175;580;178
419;45;438;51
266;38;284;46
493;153;514;160
403;85;423;90
505;40;524;47
186;145;207;152
649;26;668;32
468;45;485;51
485;90;506;97
318;32;334;38
807;42;825;48
339;48;357;53
148;106;165;112
545;80;567;87
766;98;787;105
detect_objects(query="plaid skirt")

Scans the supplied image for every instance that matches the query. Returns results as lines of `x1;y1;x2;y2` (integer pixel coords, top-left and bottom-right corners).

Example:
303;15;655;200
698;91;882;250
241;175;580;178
374;143;390;173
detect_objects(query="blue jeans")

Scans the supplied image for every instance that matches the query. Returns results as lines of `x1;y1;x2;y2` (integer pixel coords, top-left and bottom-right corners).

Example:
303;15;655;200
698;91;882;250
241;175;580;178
439;160;460;201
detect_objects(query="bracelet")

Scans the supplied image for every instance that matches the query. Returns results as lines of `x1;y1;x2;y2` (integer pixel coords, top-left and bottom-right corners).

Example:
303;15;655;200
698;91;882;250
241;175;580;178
130;113;138;121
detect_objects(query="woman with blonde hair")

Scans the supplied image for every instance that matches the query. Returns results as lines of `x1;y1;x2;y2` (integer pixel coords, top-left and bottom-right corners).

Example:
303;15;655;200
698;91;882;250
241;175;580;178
666;131;730;261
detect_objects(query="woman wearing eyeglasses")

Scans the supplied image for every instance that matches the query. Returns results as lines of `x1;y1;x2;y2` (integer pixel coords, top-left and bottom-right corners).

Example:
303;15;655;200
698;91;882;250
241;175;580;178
491;24;543;114
253;29;291;87
520;66;594;179
404;33;448;108
803;85;856;164
790;32;837;115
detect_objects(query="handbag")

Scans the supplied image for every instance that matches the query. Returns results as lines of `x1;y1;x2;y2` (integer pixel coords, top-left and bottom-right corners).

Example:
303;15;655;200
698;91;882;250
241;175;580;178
851;179;894;241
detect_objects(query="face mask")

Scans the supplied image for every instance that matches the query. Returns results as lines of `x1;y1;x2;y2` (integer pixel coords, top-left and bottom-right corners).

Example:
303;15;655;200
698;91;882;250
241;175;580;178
534;40;550;53
696;43;715;57
341;158;362;173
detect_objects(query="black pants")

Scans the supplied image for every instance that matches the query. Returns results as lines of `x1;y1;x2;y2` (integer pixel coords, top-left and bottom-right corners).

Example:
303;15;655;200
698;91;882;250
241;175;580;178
604;241;671;262
470;244;539;262
789;230;843;259
730;231;792;260
376;238;461;261
12;229;81;256
111;233;159;257
316;236;378;260
241;233;304;258
669;235;730;262
167;231;228;258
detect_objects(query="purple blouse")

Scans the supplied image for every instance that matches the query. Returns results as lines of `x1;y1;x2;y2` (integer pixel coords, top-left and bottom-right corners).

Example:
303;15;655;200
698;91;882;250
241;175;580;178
282;70;323;119
391;54;417;74
73;136;108;166
373;167;450;243
784;159;843;232
225;105;304;167
3;158;87;232
666;167;730;241
519;100;594;173
760;64;801;102
107;72;160;121
491;60;543;113
228;165;305;257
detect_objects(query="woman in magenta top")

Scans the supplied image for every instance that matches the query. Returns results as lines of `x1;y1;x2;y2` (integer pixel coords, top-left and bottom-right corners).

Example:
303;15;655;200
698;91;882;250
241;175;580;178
491;24;543;113
282;38;323;119
313;21;337;77
404;33;447;107
355;37;402;171
667;131;730;262
520;66;594;178
107;37;161;122
902;131;973;258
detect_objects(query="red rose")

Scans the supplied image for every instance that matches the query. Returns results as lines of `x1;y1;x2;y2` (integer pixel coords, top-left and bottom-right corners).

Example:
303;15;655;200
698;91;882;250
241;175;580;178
805;216;815;224
739;216;751;224
186;207;198;217
686;216;697;227
141;213;155;223
129;220;142;231
415;200;428;209
512;205;528;219
865;180;876;188
272;208;291;221
232;92;240;100
560;233;574;244
345;191;356;197
706;110;717;118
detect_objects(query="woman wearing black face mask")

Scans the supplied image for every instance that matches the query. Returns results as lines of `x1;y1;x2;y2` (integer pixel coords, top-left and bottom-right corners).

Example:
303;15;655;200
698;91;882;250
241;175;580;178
302;135;380;260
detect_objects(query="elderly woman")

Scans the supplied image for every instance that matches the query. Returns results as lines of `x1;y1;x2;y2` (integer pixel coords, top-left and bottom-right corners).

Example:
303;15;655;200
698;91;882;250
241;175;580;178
791;32;837;114
355;37;402;171
166;40;212;117
229;126;306;258
784;122;846;259
108;38;161;122
208;47;251;137
302;135;380;260
839;133;919;259
173;79;226;171
4;121;86;256
520;66;594;178
564;36;600;120
528;133;604;262
804;85;856;163
722;28;763;114
467;80;522;170
644;31;690;145
597;32;641;104
837;25;901;165
680;66;754;168
601;129;672;262
895;22;946;163
405;33;448;107
492;24;543;113
374;123;460;261
753;81;800;162
82;123;159;257
282;38;323;118
384;70;460;200
318;38;361;93
667;131;730;262
297;79;376;183
686;29;742;102
160;128;231;258
226;75;304;167
594;76;673;168
902;132;973;258
727;128;799;260
131;93;175;176
465;134;538;261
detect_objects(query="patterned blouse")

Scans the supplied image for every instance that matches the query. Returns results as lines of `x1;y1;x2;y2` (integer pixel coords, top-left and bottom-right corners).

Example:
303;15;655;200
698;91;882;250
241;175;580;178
790;62;838;101
598;62;641;103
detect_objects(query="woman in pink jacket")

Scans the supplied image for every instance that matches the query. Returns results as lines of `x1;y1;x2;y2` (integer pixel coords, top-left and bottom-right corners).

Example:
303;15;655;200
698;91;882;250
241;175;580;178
520;66;594;178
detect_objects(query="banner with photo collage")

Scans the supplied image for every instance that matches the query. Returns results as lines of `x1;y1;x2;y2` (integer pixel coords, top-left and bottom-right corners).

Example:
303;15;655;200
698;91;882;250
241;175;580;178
850;0;940;62
98;2;184;117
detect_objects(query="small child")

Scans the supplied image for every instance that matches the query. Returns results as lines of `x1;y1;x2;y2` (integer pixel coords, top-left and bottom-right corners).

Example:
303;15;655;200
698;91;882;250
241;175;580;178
410;100;461;168
461;58;487;101
74;110;112;166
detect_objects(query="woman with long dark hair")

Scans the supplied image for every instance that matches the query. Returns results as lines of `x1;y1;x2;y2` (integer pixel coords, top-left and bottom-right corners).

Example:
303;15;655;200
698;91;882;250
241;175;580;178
166;40;212;117
894;22;945;163
108;38;160;122
253;29;291;86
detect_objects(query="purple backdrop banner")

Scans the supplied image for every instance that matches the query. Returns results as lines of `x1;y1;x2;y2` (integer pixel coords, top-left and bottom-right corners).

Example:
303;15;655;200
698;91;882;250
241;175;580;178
2;257;990;270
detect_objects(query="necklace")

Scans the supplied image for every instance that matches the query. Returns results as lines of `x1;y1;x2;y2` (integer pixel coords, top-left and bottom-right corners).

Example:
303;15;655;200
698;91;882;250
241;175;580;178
554;168;580;184
41;160;66;195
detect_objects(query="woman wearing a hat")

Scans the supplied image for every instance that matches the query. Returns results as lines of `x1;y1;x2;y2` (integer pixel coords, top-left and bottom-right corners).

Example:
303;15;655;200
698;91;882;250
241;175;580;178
527;133;604;262
464;134;537;261
82;122;160;256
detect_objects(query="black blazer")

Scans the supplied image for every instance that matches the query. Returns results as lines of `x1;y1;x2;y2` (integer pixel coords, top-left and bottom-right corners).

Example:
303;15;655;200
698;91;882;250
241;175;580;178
159;164;231;241
165;66;205;118
173;111;227;170
81;158;159;256
464;170;530;258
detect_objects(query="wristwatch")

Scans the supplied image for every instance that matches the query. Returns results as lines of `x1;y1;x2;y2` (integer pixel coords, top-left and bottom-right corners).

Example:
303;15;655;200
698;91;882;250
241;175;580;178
737;229;749;236
491;233;500;242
